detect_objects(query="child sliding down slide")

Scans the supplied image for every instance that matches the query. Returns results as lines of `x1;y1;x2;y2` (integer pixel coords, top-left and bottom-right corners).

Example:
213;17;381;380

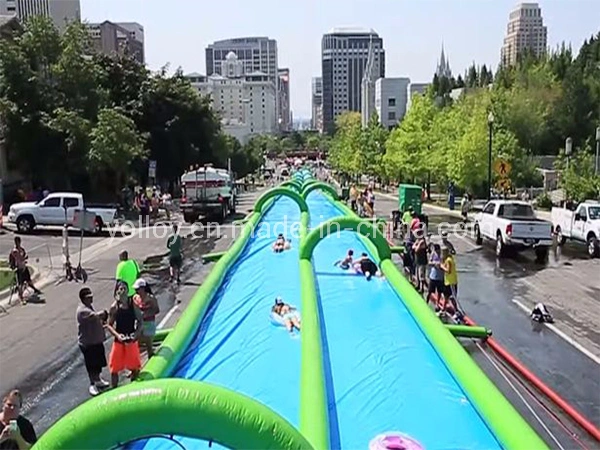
272;234;292;253
271;297;301;334
354;253;383;281
334;249;354;269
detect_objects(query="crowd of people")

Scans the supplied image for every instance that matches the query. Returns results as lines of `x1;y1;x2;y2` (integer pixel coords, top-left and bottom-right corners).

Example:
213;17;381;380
349;184;376;218
400;210;461;320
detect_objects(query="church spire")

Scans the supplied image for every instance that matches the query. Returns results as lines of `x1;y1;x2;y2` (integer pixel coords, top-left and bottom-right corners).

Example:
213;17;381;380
436;42;452;79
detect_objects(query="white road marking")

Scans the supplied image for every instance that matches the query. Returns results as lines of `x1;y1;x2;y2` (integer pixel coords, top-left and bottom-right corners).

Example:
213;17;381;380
511;298;600;366
158;303;178;329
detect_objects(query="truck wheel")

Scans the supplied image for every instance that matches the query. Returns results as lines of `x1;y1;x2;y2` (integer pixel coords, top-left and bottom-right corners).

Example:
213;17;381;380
555;227;566;246
474;224;483;245
535;247;549;263
587;235;600;258
16;215;35;233
495;233;506;258
183;213;198;224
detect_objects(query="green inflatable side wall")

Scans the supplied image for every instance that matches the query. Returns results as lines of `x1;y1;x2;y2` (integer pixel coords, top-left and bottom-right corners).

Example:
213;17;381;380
34;187;317;450
34;178;546;450
302;188;547;450
34;379;313;450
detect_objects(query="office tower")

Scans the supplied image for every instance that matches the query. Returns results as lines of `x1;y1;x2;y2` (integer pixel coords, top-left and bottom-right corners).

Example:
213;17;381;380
206;37;279;131
311;77;323;133
278;68;291;132
86;21;144;63
501;3;547;66
205;37;278;83
375;78;410;130
0;0;80;31
321;27;385;134
186;53;277;144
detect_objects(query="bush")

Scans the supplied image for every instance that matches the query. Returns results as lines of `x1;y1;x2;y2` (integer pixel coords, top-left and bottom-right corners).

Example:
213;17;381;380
535;192;553;210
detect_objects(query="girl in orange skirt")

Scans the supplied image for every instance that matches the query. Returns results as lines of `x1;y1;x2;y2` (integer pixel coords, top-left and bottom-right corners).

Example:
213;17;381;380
106;281;143;388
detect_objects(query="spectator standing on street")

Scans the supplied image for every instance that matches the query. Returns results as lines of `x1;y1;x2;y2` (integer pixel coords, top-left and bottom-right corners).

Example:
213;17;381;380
167;225;182;284
106;281;143;388
0;389;37;449
412;236;428;292
8;237;42;304
76;287;110;396
441;231;456;256
133;279;159;358
115;250;140;298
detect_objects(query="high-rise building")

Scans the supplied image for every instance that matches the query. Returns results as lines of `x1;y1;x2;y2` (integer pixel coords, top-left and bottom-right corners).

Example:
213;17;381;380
86;21;144;63
186;52;277;144
375;78;410;130
205;37;278;83
311;77;323;133
278;68;291;132
0;0;80;31
436;44;452;78
321;28;385;134
501;3;547;67
206;37;279;132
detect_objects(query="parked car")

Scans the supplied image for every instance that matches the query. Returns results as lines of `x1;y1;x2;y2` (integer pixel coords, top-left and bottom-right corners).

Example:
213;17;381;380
473;200;553;262
7;192;118;234
552;201;600;258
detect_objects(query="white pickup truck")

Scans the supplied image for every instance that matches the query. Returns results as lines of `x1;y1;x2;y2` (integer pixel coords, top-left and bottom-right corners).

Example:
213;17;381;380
552;201;600;258
473;200;553;261
7;192;118;234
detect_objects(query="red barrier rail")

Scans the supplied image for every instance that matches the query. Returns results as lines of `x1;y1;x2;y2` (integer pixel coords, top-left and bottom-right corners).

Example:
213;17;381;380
383;222;600;442
463;315;600;441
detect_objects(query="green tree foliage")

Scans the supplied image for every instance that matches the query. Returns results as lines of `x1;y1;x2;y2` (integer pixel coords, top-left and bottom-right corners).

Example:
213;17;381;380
89;108;146;193
0;18;249;198
327;32;600;198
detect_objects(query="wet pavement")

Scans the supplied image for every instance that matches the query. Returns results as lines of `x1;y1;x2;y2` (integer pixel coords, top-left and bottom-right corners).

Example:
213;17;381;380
373;196;600;444
19;232;221;433
5;188;599;448
2;189;264;436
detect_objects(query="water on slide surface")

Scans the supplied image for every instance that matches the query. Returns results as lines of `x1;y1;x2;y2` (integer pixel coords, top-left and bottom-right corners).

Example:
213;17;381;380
306;191;501;449
131;197;303;450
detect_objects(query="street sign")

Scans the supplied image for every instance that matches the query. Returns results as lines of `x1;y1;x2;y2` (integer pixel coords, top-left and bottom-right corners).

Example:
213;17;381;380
493;158;511;177
496;178;511;190
148;160;157;179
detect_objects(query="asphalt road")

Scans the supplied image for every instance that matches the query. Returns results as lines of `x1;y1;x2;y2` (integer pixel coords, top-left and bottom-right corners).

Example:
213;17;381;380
374;194;600;438
0;189;263;433
2;186;598;447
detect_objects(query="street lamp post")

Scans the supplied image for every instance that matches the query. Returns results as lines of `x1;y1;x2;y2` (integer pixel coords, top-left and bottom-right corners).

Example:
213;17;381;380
487;112;494;201
565;137;573;171
595;126;600;176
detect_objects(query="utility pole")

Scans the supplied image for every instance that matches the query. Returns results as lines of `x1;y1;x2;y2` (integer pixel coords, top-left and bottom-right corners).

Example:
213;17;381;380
595;126;600;176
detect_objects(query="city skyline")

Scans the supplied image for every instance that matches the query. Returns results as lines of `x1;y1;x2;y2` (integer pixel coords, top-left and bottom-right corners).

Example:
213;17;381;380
80;0;599;119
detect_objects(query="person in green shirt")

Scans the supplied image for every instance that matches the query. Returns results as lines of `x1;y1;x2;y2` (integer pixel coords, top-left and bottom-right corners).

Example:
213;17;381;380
115;250;140;297
167;225;182;284
401;207;414;238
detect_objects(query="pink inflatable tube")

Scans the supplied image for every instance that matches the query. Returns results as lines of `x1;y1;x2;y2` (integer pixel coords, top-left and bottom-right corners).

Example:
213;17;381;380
369;432;424;450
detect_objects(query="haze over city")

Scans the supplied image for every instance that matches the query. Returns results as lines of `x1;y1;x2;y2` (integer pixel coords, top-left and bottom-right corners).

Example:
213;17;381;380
80;0;599;119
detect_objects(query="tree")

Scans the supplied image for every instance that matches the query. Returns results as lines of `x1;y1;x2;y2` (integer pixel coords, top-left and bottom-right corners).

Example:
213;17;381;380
89;108;146;194
328;112;362;177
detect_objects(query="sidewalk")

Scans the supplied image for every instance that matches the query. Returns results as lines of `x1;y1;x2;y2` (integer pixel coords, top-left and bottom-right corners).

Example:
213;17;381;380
0;233;166;395
0;189;263;399
375;191;552;221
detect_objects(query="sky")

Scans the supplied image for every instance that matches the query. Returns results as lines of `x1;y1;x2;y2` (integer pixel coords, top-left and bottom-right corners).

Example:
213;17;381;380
80;0;599;119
